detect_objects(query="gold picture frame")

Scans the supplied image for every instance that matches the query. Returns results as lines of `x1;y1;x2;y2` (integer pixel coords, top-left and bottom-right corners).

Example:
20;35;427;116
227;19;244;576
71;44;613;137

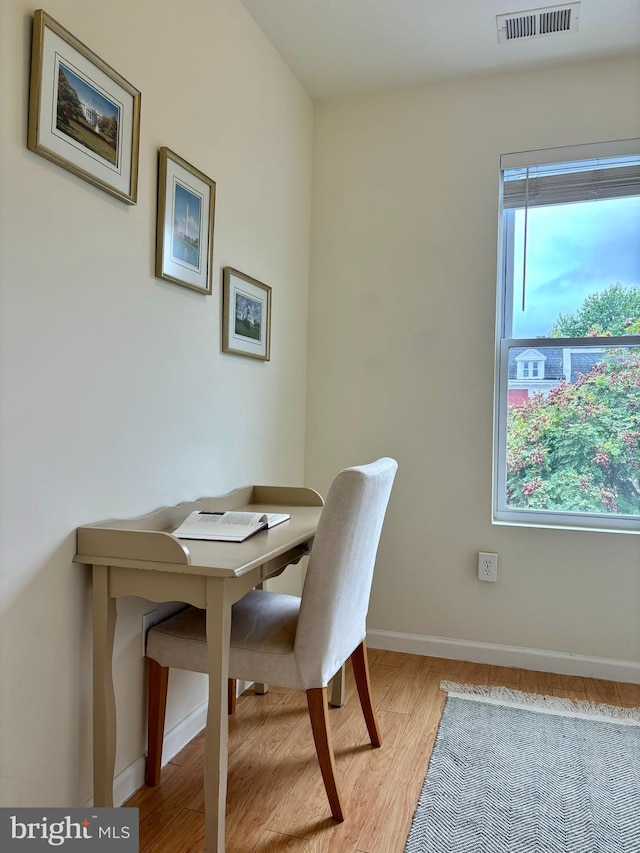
28;9;141;205
222;267;272;360
156;148;216;295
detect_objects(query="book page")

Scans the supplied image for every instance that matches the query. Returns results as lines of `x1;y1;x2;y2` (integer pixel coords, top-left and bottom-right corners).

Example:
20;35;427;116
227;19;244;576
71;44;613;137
202;512;264;526
264;513;291;528
172;511;268;541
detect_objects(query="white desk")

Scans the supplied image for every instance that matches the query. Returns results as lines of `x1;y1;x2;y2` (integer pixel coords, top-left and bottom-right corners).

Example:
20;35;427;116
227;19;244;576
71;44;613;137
74;485;324;852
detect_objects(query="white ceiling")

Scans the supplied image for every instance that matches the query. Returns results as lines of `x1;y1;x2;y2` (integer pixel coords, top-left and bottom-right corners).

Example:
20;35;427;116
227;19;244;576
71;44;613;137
239;0;640;99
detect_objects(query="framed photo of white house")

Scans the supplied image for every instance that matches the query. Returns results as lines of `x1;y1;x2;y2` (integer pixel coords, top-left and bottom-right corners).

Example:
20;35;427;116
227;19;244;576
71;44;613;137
27;9;141;205
156;148;216;294
222;268;271;361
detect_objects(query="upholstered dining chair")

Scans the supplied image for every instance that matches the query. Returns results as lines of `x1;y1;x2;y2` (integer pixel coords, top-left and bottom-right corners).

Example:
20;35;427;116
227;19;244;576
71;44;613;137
145;457;398;821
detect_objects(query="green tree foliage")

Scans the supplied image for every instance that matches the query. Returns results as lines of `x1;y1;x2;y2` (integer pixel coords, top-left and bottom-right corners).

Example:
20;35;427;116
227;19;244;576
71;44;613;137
99;115;118;141
549;283;640;337
56;68;84;128
507;350;640;515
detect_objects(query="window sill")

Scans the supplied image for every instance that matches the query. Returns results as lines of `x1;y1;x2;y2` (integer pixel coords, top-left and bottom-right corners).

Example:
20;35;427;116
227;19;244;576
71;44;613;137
493;511;640;535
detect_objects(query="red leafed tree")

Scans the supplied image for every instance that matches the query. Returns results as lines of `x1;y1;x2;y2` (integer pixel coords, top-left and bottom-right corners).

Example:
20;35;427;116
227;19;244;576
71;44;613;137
507;349;640;515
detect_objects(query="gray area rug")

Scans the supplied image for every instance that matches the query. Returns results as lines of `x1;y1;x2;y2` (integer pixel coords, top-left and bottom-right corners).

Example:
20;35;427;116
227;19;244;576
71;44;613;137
405;682;640;853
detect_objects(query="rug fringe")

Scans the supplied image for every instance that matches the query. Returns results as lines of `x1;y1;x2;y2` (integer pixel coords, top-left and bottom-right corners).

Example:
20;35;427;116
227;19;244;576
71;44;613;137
440;680;640;726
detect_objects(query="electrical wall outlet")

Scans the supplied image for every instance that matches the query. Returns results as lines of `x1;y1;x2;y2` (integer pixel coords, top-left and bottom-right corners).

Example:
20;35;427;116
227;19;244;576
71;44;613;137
478;552;498;582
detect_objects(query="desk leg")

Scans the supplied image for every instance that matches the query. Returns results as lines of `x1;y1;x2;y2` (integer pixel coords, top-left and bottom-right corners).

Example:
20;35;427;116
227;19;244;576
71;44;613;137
254;584;269;696
204;578;233;853
92;565;117;807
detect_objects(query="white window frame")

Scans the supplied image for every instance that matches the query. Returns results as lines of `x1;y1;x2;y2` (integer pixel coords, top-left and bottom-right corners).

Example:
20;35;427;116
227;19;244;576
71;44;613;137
493;140;640;534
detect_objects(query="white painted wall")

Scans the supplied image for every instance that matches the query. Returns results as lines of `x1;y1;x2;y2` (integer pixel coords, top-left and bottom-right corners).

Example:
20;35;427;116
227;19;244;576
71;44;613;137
306;57;640;670
0;0;312;807
1;1;638;813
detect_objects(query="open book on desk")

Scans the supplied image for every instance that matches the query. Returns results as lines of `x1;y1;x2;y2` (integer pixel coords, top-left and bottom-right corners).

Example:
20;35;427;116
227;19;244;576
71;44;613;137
172;510;291;542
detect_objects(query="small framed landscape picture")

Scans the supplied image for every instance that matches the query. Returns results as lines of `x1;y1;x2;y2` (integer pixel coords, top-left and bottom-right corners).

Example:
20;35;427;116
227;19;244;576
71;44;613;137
156;148;216;294
222;268;271;361
27;9;141;204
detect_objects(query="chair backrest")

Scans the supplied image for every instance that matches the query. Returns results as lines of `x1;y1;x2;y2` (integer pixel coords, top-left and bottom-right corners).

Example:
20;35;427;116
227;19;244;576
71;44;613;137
293;457;398;688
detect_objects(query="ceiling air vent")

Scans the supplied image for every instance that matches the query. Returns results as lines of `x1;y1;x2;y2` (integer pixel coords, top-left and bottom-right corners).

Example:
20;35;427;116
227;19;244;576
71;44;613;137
497;3;580;43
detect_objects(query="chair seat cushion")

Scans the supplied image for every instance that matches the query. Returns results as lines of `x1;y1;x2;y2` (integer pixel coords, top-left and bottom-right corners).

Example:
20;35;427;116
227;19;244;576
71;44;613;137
146;590;301;676
229;590;304;687
230;589;300;654
145;606;208;673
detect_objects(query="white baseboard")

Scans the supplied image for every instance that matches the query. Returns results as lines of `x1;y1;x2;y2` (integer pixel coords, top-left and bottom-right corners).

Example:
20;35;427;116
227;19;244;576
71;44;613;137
111;699;208;806
367;629;640;684
112;680;254;806
112;758;146;809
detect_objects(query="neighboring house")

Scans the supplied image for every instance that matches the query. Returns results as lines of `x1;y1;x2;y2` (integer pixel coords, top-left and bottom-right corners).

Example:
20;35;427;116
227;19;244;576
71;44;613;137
507;346;605;404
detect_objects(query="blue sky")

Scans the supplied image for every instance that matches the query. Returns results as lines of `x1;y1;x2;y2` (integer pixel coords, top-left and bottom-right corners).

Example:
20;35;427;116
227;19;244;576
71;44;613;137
511;196;640;338
60;63;119;120
173;182;202;242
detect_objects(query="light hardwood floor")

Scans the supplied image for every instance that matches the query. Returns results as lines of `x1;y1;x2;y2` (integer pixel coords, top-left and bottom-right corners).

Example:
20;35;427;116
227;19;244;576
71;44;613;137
125;650;640;853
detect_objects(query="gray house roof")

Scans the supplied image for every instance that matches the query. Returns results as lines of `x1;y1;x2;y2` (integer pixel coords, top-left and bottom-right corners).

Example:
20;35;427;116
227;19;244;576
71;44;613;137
508;346;604;383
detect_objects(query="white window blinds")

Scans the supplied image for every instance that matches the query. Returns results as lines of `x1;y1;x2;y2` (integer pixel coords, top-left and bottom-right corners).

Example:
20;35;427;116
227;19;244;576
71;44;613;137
501;139;640;209
503;162;640;208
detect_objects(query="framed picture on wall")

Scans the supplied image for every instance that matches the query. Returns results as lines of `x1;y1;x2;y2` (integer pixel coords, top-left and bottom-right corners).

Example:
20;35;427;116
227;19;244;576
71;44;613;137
156;147;216;294
27;9;141;204
222;267;272;361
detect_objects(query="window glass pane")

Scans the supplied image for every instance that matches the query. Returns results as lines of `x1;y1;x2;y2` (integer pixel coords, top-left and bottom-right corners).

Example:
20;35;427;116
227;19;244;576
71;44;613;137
510;196;640;338
506;343;640;517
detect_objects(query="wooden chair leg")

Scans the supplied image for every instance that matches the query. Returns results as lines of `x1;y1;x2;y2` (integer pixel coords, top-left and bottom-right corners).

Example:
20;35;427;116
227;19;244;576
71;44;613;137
306;687;344;822
350;641;381;748
329;665;346;707
145;658;169;786
228;678;237;715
